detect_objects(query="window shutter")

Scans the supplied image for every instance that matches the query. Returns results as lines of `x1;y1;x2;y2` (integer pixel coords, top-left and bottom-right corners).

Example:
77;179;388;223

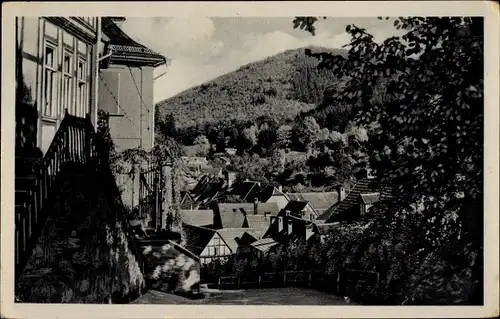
98;69;120;114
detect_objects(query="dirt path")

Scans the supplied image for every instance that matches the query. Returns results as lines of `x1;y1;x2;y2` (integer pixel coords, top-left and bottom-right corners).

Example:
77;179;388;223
132;288;352;305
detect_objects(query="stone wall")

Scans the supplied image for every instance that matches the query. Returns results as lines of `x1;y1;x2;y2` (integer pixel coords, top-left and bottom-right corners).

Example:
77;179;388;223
15;166;146;303
140;239;201;296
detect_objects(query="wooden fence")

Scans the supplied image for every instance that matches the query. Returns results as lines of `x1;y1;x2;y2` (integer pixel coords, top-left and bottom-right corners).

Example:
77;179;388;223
217;269;380;295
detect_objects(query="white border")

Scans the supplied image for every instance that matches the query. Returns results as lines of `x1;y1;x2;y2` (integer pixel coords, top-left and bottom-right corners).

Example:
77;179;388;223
2;1;499;318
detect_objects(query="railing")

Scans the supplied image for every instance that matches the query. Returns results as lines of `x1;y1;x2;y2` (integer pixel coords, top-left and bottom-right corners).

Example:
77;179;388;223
139;164;164;229
15;109;146;282
15;110;94;280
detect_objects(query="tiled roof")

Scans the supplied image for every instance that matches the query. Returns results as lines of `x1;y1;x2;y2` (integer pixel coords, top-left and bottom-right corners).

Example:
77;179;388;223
230;181;261;201
200;167;223;177
245;214;271;238
192;177;224;203
217;228;257;253
182;224;216;256
101;17;166;67
257;185;286;202
284;200;309;213
180;192;199;210
317;178;393;222
239;232;259;246
216;203;253;228
313;222;341;235
360;192;380;205
256;202;280;216
250;238;279;253
179;209;214;227
286;192;338;213
182;146;202;158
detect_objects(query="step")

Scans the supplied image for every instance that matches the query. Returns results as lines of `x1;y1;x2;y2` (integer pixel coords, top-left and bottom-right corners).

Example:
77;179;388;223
15;175;37;190
15;157;41;175
15;189;31;205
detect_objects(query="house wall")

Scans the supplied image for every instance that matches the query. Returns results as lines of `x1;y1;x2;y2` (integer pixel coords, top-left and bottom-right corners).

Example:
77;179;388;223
266;195;289;211
16;17;97;155
99;64;154;152
199;233;232;264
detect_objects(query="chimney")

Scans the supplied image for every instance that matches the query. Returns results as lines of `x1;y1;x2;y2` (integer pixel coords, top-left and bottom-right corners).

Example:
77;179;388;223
278;216;284;232
109;17;126;29
367;168;375;179
225;171;236;188
254;197;259;215
337;185;346;201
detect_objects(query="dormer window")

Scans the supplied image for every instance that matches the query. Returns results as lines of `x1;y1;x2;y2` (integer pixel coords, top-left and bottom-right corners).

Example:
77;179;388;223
360;192;380;215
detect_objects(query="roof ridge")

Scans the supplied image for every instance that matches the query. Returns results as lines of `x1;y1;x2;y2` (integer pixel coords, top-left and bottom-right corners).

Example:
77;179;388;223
329;180;360;214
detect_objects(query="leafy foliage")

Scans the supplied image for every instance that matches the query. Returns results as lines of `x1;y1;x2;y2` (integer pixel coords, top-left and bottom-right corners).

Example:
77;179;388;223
291;16;483;305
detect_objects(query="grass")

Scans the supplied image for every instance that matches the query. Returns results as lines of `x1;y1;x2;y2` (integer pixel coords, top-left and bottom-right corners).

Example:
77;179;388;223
132;288;352;305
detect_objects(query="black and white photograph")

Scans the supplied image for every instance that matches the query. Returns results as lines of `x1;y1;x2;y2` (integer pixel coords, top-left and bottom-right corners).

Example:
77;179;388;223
1;1;499;318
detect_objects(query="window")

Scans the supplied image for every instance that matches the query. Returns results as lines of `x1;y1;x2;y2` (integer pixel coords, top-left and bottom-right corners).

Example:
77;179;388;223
213;238;220;246
42;41;58;117
214;246;219;256
208;246;215;256
62;50;73;115
77;57;88;117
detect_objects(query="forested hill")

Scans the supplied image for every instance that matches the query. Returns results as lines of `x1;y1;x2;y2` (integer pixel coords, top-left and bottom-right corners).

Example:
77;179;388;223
155;46;347;137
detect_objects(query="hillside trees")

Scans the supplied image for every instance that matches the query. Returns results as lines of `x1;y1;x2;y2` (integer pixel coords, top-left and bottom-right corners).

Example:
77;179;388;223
193;135;211;156
293;16;484;304
291;116;321;151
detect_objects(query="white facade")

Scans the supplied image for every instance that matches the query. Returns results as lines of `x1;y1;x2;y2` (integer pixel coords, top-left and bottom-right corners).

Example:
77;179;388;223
199;233;231;265
16;17;99;154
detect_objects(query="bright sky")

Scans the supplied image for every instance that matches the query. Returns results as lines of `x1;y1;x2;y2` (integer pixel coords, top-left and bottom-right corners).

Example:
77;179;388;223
120;17;401;103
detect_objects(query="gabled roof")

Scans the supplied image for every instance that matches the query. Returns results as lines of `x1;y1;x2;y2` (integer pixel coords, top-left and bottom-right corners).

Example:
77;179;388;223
179;209;214;227
284;200;309;214
313;222;341;235
230;181;261;201
217;228;257;253
286;192;338;214
257;185;287;202
216;203;253;228
101;17;167;67
360;192;381;205
181;156;209;166
238;232;259;246
245;214;271;238
182;223;216;256
180;192;199;210
317;178;393;222
255;202;280;216
192;176;224;203
250;238;279;253
200;167;223;177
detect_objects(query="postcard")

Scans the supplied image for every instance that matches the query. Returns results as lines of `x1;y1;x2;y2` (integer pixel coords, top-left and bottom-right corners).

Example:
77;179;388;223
1;1;499;318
